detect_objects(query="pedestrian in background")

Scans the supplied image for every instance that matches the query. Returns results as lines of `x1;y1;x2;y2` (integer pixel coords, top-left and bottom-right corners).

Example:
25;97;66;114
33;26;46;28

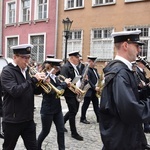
80;56;100;124
60;51;83;141
37;58;71;150
99;30;150;150
1;44;45;150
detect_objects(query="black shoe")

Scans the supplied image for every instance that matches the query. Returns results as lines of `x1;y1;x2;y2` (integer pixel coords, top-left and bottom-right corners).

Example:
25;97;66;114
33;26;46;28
144;128;150;133
0;133;4;139
64;127;68;132
143;144;150;150
80;119;90;124
71;133;83;141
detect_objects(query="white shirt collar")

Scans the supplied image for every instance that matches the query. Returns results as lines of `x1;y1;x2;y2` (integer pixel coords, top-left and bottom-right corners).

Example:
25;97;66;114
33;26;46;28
115;55;133;71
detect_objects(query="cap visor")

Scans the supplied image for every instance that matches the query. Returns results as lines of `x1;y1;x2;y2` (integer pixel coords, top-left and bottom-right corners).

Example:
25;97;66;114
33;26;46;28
135;41;145;46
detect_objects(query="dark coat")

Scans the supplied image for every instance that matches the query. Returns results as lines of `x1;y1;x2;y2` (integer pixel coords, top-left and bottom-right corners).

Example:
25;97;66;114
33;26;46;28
85;67;99;97
1;63;41;123
40;76;67;115
60;61;79;97
135;67;150;99
99;60;150;150
77;62;85;75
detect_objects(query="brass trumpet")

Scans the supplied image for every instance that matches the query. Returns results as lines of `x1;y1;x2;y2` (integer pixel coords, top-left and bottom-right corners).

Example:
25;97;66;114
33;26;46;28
27;65;64;97
57;75;86;95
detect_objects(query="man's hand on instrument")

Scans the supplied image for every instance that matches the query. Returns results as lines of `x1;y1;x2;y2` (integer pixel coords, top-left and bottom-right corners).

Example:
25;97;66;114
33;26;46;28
64;78;71;85
34;72;46;81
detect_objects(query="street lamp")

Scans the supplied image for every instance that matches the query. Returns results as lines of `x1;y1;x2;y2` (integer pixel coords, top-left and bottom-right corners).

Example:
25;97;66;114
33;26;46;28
62;17;73;63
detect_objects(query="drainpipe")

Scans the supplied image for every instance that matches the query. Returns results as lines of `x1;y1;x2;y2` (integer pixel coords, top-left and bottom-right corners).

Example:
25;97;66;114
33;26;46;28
54;0;58;58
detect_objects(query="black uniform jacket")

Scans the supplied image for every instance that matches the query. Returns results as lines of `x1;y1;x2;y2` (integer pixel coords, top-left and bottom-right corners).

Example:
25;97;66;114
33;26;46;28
60;61;78;97
1;63;41;123
99;60;150;150
136;67;150;99
40;76;67;115
85;67;99;97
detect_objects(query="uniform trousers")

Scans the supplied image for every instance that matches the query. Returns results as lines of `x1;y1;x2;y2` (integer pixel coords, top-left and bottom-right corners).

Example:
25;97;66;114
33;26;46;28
81;93;99;121
37;111;65;150
2;120;37;150
64;96;79;135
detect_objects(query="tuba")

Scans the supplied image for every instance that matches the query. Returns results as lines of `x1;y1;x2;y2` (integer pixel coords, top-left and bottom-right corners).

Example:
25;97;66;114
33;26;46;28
28;65;64;98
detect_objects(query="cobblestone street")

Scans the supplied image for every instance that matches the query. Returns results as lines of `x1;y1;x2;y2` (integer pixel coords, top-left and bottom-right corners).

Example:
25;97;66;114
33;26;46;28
0;95;150;150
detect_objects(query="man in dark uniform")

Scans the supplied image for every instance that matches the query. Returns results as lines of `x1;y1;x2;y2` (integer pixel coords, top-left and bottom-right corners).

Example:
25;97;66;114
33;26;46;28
77;57;85;75
60;51;83;141
80;56;100;124
99;30;150;150
132;60;150;149
37;58;71;150
1;44;45;150
136;59;150;133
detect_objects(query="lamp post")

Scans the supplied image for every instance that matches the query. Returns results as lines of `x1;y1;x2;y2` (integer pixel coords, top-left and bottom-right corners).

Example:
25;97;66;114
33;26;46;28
62;17;73;63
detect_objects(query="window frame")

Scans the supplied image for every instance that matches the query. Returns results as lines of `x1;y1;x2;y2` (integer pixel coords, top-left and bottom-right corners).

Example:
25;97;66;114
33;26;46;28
29;32;46;63
5;35;19;58
34;0;49;21
62;30;83;59
6;1;16;25
19;0;31;23
90;28;114;61
125;0;144;3
64;0;84;10
92;0;116;7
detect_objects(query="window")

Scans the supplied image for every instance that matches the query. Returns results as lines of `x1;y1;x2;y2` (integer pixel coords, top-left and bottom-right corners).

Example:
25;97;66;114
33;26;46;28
125;27;150;61
125;0;144;3
30;35;44;62
63;30;83;58
64;0;84;10
7;2;16;24
7;37;18;58
38;0;47;19
92;0;115;6
21;0;30;22
90;28;114;61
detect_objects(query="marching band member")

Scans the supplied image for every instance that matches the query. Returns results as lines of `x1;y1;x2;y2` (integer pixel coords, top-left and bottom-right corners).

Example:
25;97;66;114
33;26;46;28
60;51;83;141
80;56;100;124
99;30;150;150
1;44;45;150
37;58;71;150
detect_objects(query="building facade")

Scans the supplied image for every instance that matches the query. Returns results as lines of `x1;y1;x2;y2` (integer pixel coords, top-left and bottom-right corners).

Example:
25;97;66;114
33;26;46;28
2;0;58;63
57;0;150;66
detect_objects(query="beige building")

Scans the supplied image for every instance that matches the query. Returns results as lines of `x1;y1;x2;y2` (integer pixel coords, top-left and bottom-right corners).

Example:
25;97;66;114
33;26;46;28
0;0;2;54
56;0;150;71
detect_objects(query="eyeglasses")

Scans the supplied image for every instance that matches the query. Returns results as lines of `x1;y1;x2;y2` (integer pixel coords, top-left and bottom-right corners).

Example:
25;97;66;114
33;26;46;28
17;55;31;59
